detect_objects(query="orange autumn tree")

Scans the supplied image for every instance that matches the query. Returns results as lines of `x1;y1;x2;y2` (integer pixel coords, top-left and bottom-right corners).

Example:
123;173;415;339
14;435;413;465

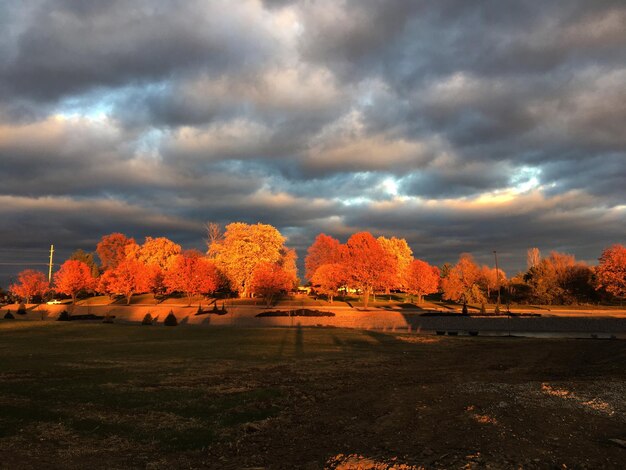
97;270;117;300
478;265;506;299
279;247;299;289
595;244;626;298
136;236;182;271
305;233;342;280
69;249;100;278
10;269;49;303
99;258;150;305
406;260;440;304
164;251;220;306
251;262;295;307
342;232;395;309
209;222;290;297
377;236;414;292
525;251;587;304
54;260;96;304
310;263;347;303
145;264;167;299
441;253;483;303
96;233;136;271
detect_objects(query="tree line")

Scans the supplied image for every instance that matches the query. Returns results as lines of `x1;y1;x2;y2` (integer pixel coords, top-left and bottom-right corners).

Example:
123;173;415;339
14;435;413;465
7;222;626;307
305;234;626;307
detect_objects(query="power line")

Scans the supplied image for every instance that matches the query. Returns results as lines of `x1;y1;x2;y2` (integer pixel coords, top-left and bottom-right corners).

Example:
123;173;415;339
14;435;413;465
0;248;52;252
0;262;58;265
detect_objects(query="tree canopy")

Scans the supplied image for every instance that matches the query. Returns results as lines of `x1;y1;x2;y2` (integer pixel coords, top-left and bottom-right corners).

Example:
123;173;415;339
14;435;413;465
210;222;289;297
54;260;96;304
164;251;220;306
96;233;136;271
596;244;626;298
10;270;49;303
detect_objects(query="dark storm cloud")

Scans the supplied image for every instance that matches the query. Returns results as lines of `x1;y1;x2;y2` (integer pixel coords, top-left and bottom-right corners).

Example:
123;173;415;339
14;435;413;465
298;0;626;83
1;0;625;285
400;162;511;199
0;0;281;103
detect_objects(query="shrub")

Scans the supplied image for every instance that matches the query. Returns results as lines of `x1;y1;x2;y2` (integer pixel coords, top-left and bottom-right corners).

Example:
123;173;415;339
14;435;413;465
164;311;178;326
142;313;153;325
17;303;27;315
57;310;70;321
221;302;227;314
197;305;204;315
4;311;15;319
212;302;219;312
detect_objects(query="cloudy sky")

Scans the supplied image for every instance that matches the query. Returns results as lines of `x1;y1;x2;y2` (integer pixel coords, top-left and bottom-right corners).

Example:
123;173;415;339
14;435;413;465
1;0;625;284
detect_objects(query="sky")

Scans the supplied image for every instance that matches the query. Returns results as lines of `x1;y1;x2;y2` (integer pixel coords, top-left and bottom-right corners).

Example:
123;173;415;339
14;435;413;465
1;0;625;285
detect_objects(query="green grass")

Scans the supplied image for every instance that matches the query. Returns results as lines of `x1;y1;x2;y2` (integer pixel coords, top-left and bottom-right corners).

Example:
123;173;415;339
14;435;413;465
1;321;625;468
0;322;391;453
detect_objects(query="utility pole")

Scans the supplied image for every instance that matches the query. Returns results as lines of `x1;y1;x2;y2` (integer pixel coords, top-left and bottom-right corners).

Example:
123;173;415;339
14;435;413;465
493;250;501;314
48;244;54;284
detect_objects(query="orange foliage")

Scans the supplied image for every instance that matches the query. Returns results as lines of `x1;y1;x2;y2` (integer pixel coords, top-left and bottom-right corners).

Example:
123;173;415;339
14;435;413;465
441;253;482;302
10;269;49;303
251;262;295;306
145;264;166;298
210;222;288;297
279;247;299;289
478;265;506;298
96;233;136;271
54;260;96;304
595;244;626;297
164;251;220;305
310;263;347;303
406;260;440;303
305;233;341;280
342;232;395;308
377;236;413;291
137;236;182;271
98;258;149;305
525;251;592;304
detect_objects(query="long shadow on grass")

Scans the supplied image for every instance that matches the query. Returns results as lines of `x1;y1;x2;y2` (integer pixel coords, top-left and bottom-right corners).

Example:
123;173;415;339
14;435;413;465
276;328;291;358
295;323;303;356
328;330;406;353
362;329;407;347
275;324;305;358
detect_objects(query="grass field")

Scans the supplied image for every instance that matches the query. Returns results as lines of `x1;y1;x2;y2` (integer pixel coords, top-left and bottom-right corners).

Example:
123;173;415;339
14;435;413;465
0;322;625;469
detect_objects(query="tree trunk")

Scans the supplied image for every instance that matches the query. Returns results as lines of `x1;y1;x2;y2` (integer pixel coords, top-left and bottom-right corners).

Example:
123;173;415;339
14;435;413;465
126;293;132;305
362;287;370;309
72;293;77;304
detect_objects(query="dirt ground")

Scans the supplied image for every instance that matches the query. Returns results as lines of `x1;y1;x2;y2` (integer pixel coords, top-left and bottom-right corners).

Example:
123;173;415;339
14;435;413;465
0;323;625;469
